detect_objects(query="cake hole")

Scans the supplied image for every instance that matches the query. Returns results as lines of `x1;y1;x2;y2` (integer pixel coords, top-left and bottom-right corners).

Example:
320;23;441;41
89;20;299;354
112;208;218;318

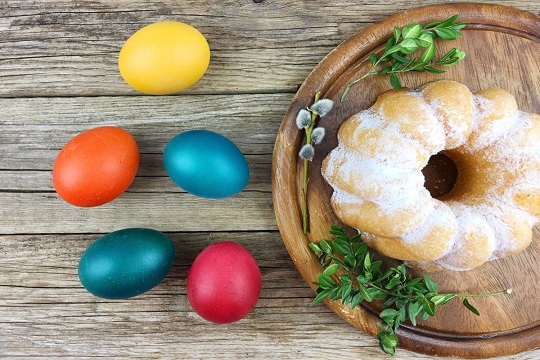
422;152;458;198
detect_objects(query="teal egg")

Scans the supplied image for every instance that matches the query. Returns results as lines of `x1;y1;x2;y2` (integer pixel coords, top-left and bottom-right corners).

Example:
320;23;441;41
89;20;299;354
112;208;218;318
163;130;249;198
78;228;175;299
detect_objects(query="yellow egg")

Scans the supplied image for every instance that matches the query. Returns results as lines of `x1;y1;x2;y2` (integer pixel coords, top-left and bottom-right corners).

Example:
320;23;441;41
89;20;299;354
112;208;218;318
118;21;210;95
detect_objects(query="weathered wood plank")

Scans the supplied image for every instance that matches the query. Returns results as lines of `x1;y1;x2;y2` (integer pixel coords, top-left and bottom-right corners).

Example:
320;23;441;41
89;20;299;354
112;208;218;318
0;49;321;97
0;0;538;97
0;95;287;165
2;0;537;55
0;191;276;234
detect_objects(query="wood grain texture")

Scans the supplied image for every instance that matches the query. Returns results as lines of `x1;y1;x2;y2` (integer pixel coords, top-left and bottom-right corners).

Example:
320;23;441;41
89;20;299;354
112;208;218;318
273;3;540;358
1;0;539;359
0;0;537;97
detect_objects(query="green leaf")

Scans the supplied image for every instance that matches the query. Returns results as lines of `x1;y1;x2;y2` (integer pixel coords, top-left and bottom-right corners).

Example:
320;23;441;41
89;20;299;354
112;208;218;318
382;296;398;308
308;242;321;255
380;331;399;348
386;273;403;289
341;282;353;302
357;274;369;284
380;308;398;318
384;36;396;51
369;53;378;66
390;74;402;89
425;14;457;29
398;306;407;322
391;60;404;72
332;238;351;256
419;43;436;63
377;65;392;75
408;301;419;326
376;328;388;341
344;254;356;268
319;240;332;255
378;269;393;283
329;286;343;301
390;52;409;64
424;275;438;293
434;28;460;40
406;277;422;288
317;274;335;289
383;44;406;57
431;294;455;306
451;23;467;32
421;298;436;316
323;263;339;276
395;298;407;309
402;23;422;39
433;14;459;28
371;260;382;274
339;274;352;284
358;283;373;302
437;48;458;63
398;38;419;54
329;225;345;235
463;298;480;316
352;242;368;257
405;278;423;292
364;271;373;281
312;288;331;304
364;253;372;270
393;27;401;41
380;308;398;324
403;58;417;70
377;329;398;355
381;343;396;355
416;33;434;47
456;49;466;59
368;287;387;300
349;233;362;243
350;292;364;309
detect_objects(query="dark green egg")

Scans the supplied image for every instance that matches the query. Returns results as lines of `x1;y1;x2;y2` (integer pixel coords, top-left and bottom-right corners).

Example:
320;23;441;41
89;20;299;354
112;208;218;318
78;228;175;299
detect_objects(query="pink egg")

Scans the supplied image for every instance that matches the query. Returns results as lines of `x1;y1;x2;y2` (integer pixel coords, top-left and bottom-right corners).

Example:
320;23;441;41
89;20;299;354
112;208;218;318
187;241;262;323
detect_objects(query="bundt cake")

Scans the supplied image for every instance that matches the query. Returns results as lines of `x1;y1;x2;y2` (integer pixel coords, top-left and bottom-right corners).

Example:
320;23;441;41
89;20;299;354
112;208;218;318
322;80;540;271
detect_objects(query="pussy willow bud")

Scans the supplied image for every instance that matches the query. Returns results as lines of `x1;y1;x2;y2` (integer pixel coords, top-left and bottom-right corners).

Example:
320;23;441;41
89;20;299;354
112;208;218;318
299;144;315;161
295;109;312;129
312;127;325;144
310;99;334;117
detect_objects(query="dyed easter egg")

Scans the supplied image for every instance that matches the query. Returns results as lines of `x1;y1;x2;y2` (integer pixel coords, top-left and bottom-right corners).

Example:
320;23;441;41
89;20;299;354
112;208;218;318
52;126;139;207
187;241;262;323
163;130;249;198
119;21;210;95
78;228;175;299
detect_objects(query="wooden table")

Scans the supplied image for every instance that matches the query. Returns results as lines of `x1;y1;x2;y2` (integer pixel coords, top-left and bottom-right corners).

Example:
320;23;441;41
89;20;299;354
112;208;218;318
1;1;538;358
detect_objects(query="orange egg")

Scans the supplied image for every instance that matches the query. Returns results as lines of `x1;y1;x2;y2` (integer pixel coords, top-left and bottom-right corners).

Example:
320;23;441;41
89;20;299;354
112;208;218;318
118;21;210;95
52;126;139;207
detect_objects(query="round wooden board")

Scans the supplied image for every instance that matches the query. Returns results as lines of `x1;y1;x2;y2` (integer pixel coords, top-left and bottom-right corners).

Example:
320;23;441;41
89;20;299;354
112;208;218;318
272;3;540;358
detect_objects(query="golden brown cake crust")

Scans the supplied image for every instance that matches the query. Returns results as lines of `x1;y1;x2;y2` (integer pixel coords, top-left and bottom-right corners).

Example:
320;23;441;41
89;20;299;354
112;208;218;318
322;80;540;271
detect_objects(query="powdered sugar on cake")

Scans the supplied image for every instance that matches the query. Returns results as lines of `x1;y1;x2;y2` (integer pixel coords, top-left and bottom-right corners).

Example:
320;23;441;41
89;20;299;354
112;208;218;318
322;81;540;271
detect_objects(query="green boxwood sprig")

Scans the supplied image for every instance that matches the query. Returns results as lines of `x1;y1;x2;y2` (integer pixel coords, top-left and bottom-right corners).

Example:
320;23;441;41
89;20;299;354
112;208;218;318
309;225;512;355
341;14;467;101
